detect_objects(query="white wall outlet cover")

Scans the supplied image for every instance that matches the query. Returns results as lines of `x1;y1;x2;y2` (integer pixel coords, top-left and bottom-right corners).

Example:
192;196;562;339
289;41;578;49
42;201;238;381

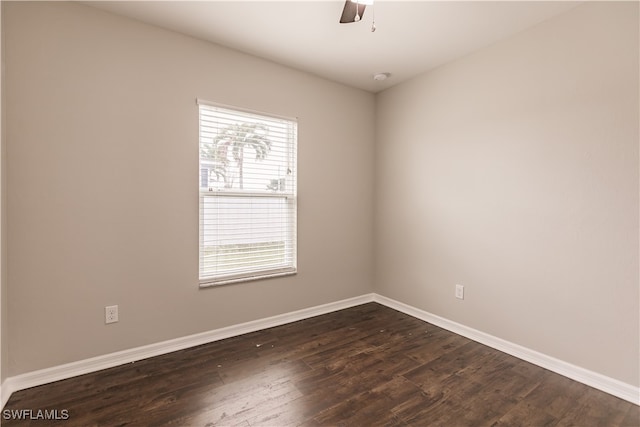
105;305;119;324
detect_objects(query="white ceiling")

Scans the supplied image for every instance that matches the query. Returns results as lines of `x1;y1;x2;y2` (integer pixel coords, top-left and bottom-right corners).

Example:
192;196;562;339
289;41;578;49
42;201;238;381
87;1;580;93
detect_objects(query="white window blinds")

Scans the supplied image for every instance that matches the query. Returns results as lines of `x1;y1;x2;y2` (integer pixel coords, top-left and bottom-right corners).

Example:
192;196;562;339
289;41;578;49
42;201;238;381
198;100;297;286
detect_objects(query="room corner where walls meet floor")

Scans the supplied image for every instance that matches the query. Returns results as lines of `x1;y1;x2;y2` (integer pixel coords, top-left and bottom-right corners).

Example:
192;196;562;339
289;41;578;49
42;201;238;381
1;293;638;409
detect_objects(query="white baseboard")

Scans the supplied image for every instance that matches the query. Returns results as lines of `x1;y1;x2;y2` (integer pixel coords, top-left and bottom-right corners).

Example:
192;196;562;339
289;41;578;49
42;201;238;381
2;292;638;409
1;293;375;408
373;294;640;405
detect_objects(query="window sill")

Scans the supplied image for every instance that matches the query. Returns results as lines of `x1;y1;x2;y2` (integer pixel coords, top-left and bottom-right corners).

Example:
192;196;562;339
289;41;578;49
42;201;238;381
199;268;297;288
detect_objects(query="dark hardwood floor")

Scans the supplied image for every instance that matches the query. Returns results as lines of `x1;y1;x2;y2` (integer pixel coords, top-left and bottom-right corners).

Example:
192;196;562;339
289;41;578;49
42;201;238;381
4;303;639;426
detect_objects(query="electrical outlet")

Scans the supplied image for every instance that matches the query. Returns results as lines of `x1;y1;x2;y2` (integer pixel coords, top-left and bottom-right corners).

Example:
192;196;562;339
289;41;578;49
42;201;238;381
105;305;119;324
455;284;464;300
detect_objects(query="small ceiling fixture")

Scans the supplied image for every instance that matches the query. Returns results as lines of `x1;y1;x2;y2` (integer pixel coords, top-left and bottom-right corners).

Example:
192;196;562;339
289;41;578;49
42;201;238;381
373;73;390;81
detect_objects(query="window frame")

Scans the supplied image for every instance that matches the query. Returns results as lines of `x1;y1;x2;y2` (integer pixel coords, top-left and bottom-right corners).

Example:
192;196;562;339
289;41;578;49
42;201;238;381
197;99;298;287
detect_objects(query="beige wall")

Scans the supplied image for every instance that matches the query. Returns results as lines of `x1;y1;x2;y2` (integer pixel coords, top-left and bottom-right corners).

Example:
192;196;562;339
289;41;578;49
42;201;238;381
0;0;4;387
375;1;639;386
4;2;375;376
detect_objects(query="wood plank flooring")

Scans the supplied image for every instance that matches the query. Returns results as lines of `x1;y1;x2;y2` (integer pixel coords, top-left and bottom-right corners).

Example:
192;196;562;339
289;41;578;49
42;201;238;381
4;303;639;426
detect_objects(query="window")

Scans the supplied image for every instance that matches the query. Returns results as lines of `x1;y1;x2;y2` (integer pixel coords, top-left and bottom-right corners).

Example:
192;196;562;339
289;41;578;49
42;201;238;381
198;100;297;286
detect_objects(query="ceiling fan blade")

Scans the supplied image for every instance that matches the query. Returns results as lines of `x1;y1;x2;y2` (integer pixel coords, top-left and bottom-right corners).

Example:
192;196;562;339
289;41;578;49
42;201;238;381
339;1;366;24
